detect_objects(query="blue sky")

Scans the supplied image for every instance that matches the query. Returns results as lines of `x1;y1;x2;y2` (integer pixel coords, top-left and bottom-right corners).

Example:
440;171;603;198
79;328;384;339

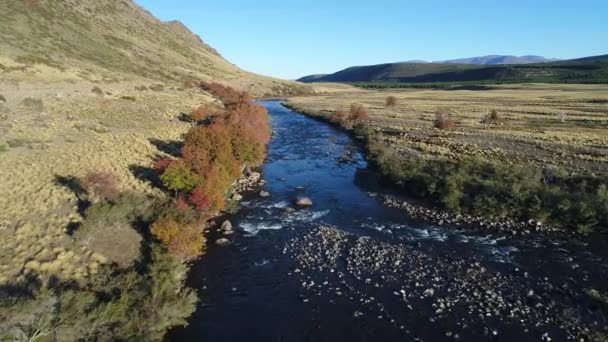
137;0;608;80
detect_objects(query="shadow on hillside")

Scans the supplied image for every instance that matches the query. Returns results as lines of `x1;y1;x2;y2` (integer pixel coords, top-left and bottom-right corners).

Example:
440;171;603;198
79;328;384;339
149;138;183;157
177;112;193;123
54;175;90;234
129;164;163;189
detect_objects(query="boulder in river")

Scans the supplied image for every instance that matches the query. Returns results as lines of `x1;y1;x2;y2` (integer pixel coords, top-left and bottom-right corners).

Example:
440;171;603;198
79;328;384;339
259;190;271;198
295;196;313;207
215;238;230;246
221;220;233;232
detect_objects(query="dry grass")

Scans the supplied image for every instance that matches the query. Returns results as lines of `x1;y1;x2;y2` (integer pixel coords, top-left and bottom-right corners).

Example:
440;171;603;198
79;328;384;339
0;79;215;285
286;83;608;175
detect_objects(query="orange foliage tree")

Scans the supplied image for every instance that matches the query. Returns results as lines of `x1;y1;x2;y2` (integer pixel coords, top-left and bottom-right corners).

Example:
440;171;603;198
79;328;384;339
150;216;205;260
158;82;269;215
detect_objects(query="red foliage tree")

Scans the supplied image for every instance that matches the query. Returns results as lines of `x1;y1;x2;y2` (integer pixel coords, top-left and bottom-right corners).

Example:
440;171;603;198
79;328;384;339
82;172;119;201
350;103;369;122
434;111;455;130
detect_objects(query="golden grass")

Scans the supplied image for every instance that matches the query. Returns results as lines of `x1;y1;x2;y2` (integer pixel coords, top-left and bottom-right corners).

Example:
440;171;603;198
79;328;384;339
286;84;608;174
0;79;215;285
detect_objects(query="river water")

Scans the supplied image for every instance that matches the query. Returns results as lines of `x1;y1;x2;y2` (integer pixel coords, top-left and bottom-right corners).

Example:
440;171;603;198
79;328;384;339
169;100;607;342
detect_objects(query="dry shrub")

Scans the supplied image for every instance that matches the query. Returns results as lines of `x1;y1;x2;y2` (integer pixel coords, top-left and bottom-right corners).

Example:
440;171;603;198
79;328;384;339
481;109;503;127
153;158;173;173
150;216;204;260
434;111;455;130
120;95;136;101
91;86;104;96
83;172;119;201
149;84;165;92
350;103;369;122
385;96;397;107
190;104;224;122
0;94;6;103
134;85;148;91
199;82;252;109
330;109;349;125
20;97;44;111
183;80;198;89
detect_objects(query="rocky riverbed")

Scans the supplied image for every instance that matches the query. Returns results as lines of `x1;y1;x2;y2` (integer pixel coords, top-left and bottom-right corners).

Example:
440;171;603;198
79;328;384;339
285;225;607;341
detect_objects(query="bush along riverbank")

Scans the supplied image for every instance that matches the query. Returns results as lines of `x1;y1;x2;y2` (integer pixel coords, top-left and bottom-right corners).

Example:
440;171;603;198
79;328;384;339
0;84;270;340
283;101;608;235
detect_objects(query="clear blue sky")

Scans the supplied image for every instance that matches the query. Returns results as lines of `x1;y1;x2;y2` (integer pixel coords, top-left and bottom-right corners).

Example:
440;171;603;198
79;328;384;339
136;0;608;80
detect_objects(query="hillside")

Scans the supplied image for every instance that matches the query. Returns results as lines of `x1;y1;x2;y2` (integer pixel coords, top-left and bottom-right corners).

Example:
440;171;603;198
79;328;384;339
0;0;310;96
440;55;559;65
0;1;316;333
298;54;608;84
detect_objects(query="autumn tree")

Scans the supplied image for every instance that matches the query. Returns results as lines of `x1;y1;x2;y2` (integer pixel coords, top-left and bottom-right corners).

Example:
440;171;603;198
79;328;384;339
82;172;119;201
330;109;349;126
350;103;369;123
434;111;455;130
150;216;205;260
160;161;202;194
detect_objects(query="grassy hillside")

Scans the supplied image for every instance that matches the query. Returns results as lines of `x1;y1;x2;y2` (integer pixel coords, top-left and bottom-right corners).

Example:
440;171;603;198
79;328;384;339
0;0;311;96
0;2;315;338
299;55;608;84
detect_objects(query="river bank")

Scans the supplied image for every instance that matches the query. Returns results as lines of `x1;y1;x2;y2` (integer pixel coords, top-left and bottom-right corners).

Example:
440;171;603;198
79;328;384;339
169;100;608;341
282;92;608;236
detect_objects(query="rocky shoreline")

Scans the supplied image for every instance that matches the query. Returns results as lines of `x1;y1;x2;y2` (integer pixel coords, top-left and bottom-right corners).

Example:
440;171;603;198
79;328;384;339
379;194;564;236
284;225;606;341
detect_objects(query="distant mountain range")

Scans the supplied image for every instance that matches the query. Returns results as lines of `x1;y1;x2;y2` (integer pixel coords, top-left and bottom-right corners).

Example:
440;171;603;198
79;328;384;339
297;54;608;84
399;55;560;65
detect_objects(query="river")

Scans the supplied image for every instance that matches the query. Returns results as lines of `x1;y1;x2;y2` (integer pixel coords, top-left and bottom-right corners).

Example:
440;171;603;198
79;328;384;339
168;100;608;341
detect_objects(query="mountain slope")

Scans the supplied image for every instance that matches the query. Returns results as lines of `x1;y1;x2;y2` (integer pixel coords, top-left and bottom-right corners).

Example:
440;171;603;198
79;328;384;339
440;55;559;65
298;55;608;84
0;0;311;96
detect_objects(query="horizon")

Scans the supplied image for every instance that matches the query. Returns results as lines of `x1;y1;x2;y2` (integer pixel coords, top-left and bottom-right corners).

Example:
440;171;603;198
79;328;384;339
136;0;608;79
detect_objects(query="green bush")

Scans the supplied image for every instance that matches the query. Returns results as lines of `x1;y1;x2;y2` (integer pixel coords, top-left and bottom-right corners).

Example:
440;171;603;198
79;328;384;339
0;246;196;341
366;133;608;233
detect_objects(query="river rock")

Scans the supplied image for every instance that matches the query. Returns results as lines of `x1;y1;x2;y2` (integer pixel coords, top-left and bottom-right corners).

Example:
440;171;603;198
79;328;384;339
295;196;313;207
215;238;230;246
221;220;233;232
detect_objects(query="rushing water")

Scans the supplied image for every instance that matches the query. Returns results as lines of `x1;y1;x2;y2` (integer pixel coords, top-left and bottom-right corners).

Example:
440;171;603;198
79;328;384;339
169;101;608;342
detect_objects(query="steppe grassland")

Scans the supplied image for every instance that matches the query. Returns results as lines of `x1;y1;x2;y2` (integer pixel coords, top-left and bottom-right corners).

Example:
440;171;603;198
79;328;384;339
286;84;608;174
0;78;214;285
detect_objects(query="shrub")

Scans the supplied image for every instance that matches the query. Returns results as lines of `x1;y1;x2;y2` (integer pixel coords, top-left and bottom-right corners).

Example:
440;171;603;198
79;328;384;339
189;103;223;123
91;86;104;96
150;216;205;260
199;82;252;109
366;132;608;233
433;111;455;130
20;97;44;111
0;94;6;102
149;84;165;92
82;172;119;201
183;80;198;89
330;109;349;125
0;246;197;340
153;158;173;173
481;109;503;127
385;96;397;107
350;103;369;122
120;95;136;101
135;85;148;91
160;161;202;194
